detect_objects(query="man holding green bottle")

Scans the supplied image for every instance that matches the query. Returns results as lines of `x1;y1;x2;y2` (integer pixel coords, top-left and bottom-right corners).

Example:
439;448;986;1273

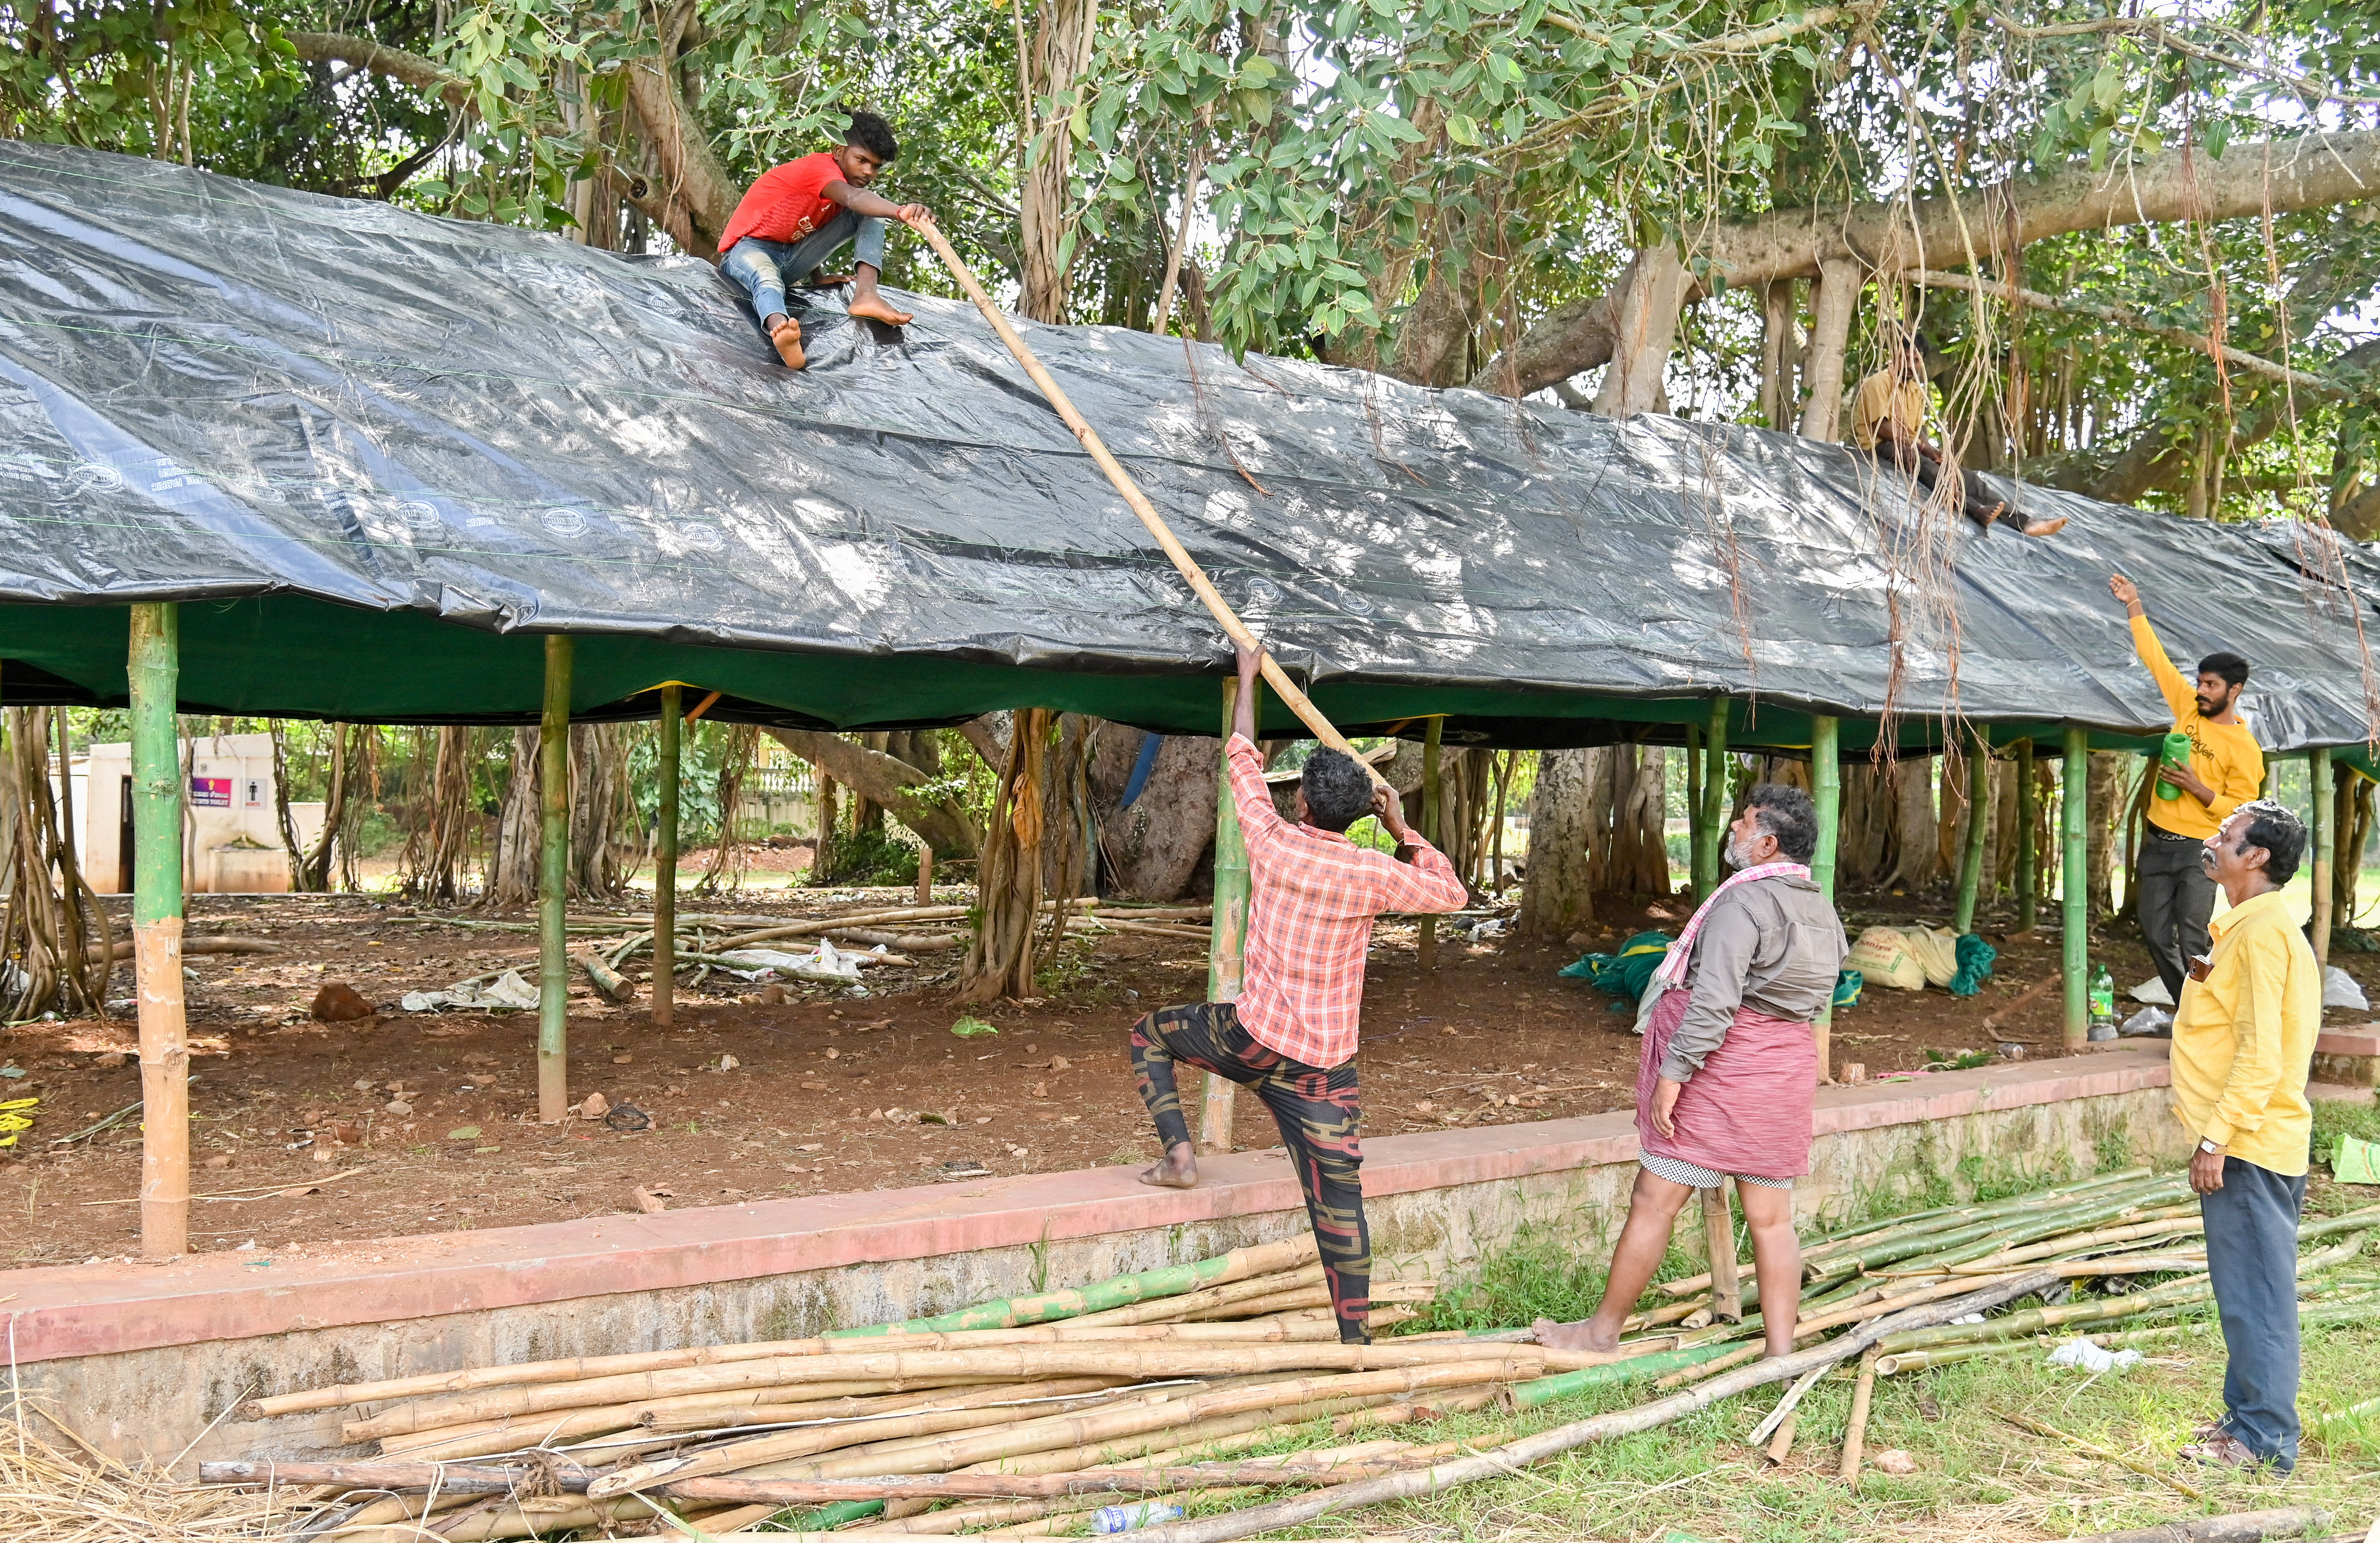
2108;574;2265;1006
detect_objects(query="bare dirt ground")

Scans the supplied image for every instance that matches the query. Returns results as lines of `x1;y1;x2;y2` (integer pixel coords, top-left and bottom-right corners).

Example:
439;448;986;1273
5;886;2374;1267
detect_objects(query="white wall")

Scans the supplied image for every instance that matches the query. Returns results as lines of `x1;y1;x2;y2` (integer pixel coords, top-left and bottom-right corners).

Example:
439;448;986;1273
76;733;326;894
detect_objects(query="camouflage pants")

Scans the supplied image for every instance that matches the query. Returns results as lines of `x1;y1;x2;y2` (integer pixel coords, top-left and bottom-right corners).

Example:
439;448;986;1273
1129;1000;1370;1343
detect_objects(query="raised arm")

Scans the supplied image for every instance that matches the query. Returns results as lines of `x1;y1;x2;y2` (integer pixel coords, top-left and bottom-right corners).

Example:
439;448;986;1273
2110;573;2196;722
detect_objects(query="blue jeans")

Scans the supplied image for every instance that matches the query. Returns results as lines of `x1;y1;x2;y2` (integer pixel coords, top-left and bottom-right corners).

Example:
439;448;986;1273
2202;1156;2307;1468
720;210;889;321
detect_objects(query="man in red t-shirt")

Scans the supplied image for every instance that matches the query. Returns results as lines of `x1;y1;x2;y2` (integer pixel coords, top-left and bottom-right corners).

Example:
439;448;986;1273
718;111;931;370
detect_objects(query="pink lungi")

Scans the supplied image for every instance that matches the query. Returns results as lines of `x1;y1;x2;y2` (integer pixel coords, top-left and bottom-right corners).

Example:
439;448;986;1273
1635;984;1817;1180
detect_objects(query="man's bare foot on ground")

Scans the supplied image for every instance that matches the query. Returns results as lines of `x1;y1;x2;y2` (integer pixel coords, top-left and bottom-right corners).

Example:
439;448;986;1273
767;314;805;370
849;291;914;326
2021;514;2068;536
1531;1316;1620;1354
1139;1142;1199;1189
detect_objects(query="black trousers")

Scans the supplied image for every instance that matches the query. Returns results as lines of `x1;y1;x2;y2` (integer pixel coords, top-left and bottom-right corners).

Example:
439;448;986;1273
1870;434;2007;529
1129;1000;1371;1342
2138;827;2217;1006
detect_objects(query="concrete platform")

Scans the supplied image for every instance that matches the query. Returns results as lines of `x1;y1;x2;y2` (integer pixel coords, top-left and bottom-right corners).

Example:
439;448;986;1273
2315;1027;2380;1087
2;1046;2184;1463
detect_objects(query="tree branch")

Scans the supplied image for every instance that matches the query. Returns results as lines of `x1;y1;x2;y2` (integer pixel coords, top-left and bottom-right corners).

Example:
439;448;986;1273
1478;130;2380;399
763;729;982;858
1909;268;2341;394
284;33;472;113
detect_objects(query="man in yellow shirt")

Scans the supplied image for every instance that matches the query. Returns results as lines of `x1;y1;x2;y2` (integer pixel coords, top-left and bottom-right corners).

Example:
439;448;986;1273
1849;345;2066;537
2170;800;2317;1471
2108;574;2267;1004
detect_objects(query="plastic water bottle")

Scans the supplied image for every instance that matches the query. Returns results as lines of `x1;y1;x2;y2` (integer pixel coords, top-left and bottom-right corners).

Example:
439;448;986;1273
1090;1503;1184;1534
2088;961;2117;1040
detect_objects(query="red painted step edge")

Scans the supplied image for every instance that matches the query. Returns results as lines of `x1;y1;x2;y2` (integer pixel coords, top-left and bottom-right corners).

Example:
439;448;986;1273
0;1047;2173;1366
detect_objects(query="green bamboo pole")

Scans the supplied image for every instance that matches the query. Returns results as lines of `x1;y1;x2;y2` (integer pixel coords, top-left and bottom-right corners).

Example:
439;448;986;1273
1416;716;1443;969
539;635;574;1123
1953;732;1992;935
1697;698;1729;899
1685;723;1706;896
129;603;188;1258
2311;748;2334;970
2013;739;2037;931
824;1238;1314;1339
1200;678;1253;1152
653;683;682;1029
1506;1343;1737;1408
2062;726;2089;1050
1809;715;1840;1083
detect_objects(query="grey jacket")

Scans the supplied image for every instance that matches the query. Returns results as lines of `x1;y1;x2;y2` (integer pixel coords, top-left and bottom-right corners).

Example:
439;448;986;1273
1662;874;1849;1083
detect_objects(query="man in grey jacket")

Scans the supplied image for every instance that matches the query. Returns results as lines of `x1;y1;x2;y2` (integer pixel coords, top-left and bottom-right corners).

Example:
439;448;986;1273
1540;784;1846;1357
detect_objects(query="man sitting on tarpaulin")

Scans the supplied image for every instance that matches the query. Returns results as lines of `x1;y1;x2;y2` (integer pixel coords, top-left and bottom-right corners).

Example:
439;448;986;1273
1125;644;1468;1344
717;111;931;371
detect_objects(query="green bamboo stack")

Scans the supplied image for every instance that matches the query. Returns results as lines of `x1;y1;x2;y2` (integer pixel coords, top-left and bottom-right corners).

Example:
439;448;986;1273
199;1171;2380;1543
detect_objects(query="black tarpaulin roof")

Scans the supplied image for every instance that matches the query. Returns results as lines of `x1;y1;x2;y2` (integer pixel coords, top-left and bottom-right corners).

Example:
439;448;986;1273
1;143;2374;753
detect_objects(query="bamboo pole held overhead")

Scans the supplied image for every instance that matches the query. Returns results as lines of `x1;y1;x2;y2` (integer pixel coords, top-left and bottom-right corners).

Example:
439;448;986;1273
911;219;1385;790
2062;727;2090;1051
129;602;188;1258
653;682;682;1028
539;635;574;1122
1202;677;1253;1153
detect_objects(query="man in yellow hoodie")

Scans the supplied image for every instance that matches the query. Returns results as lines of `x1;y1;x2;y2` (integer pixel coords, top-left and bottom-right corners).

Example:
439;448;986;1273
2108;574;2266;1005
2170;800;2317;1471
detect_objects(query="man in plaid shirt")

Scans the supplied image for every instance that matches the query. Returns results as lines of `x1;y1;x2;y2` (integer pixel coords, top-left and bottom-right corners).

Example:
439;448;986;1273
1129;645;1468;1342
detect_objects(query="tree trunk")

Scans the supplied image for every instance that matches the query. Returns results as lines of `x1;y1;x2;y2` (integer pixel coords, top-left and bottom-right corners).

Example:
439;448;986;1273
1018;0;1097;323
1516;748;1594;937
1883;754;1941;891
961;709;1054;1001
1797;256;1859;441
1591;248;1687;415
0;708;112;1018
402;727;476;903
2335;775;2374;927
696;723;759;894
490;727;542;907
1088;724;1218;901
764;728;982;858
2085;752;2125;921
1758;279;1799;431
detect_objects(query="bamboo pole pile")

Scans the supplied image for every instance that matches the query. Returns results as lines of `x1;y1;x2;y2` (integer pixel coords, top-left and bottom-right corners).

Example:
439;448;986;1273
194;1174;2380;1541
205;1235;1679;1541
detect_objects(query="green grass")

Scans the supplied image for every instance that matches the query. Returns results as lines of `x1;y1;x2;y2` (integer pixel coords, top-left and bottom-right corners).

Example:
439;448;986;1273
1167;1186;2380;1542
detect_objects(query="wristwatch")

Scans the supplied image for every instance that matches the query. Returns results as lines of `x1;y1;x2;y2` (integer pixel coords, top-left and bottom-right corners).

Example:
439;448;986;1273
2199;1139;2224;1155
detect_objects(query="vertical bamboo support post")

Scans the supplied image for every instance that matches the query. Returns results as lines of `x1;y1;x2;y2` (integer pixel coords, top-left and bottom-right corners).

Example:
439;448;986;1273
129;603;188;1258
1416;717;1443;969
539;636;574;1122
1809;715;1840;1084
1703;1181;1741;1322
916;846;935;904
1201;678;1254;1152
652;683;681;1029
2312;748;2334;970
2062;727;2089;1052
1953;732;1992;935
1685;723;1706;896
1697;698;1729;899
2014;739;2037;932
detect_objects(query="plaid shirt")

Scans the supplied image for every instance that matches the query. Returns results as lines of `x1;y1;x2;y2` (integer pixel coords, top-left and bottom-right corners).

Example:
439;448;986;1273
1226;735;1467;1068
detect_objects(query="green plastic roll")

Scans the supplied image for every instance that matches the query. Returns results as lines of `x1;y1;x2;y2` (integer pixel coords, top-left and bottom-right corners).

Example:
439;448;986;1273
2155;731;2194;799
